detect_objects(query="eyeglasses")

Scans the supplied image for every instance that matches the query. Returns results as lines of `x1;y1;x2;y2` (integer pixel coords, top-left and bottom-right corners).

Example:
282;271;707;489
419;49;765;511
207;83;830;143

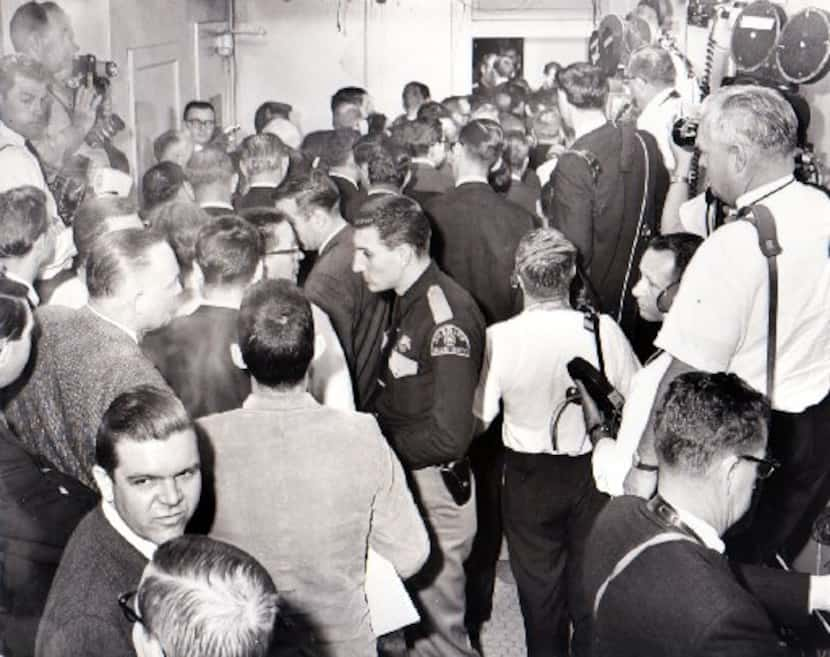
185;118;215;129
265;247;301;256
118;590;144;625
738;454;780;480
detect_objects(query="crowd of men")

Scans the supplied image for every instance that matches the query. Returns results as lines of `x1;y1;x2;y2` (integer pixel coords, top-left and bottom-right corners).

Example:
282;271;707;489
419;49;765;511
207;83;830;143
0;1;829;657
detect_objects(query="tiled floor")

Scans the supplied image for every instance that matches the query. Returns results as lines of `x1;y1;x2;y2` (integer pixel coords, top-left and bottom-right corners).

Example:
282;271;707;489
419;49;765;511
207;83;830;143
478;559;526;657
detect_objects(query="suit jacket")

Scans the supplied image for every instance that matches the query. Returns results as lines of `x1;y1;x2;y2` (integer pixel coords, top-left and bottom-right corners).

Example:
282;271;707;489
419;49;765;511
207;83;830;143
35;507;147;657
3;306;170;488
584;496;805;657
234;185;277;212
197;392;428;657
505;176;541;216
424;182;539;326
304;224;391;410
142;304;251;419
405;161;453;209
329;174;366;224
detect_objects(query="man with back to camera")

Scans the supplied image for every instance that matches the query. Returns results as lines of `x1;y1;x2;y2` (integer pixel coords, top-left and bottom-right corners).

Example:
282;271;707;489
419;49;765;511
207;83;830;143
197;278;428;657
322;128;366;223
352;194;485;657
632;85;830;566
234;132;289;212
36;385;202;657
185;145;238;217
4;228;181;488
127;535;279;657
393;118;453;208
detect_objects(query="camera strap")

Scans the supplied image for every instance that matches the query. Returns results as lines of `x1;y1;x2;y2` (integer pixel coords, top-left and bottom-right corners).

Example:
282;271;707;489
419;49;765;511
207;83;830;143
582;308;606;378
736;202;782;405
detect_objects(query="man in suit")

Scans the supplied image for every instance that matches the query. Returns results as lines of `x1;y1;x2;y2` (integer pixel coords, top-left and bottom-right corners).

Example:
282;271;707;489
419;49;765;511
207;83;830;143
584;371;813;657
4;229;180;488
234;133;288;212
393;118;453;208
197;279;428;657
353;134;410;198
274;170;390;410
186;146;238;217
36;385;202;657
323;128;365;223
142;216;262;418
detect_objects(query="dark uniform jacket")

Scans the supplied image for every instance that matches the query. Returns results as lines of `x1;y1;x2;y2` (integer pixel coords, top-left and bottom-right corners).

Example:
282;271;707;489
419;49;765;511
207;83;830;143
551;122;667;328
424;182;538;326
234;185;277;212
584;496;807;657
405;161;453;209
303;224;391;410
142;304;251;419
329;174;367;224
372;262;485;469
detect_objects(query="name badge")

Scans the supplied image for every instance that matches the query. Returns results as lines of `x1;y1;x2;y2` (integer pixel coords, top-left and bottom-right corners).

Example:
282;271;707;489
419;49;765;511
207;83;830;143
388;350;419;379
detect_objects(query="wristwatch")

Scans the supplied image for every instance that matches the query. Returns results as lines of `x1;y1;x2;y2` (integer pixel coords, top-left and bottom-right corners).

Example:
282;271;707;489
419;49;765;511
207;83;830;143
633;451;659;472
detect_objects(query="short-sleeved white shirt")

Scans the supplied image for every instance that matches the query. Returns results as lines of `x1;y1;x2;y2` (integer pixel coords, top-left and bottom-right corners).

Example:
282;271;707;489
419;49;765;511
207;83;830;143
474;308;640;455
636;87;683;172
656;177;830;412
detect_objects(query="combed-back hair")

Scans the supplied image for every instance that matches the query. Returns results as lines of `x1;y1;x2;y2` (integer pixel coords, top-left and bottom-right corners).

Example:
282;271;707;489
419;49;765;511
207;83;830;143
701;84;798;158
353;135;410;188
391;118;442;157
153;130;191;163
354;194;430;257
183;100;215;120
0;292;30;342
185;146;234;190
0;53;47;95
73;196;140;264
655;371;769;476
145;202;212;275
514;228;576;299
300;130;331;168
459;119;504;169
138;535;279;657
0;186;49;258
85;228;168;300
272;169;340;215
330;86;367;113
416;100;451;124
321;128;360;169
647;233;703;281
195;215;262;288
238;133;287;176
237;279;314;388
556;62;608;110
142;162;187;212
237;208;291;251
627;46;676;86
95;384;193;475
254;101;292;134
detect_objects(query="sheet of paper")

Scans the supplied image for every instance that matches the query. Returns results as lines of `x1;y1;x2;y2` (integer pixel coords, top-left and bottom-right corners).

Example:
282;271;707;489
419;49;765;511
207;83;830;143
365;547;419;635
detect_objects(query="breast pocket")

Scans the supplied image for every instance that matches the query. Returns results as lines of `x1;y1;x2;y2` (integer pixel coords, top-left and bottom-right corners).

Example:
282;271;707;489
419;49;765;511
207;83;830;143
387;351;433;417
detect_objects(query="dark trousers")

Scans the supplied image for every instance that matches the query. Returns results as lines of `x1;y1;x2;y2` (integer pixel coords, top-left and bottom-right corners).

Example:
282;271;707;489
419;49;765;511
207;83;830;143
727;389;830;565
502;449;608;657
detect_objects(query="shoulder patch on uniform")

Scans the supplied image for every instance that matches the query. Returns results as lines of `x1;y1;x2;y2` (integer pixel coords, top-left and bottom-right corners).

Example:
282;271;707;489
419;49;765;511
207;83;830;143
427;285;454;324
431;324;471;358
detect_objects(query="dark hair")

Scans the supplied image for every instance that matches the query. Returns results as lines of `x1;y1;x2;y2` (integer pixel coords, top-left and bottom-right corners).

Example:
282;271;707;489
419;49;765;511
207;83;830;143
402;81;431;108
142;162;187;212
254;101;292;134
459;119;504;168
237;208;291;251
330;86;367;113
0;186;49;258
183;100;215;120
9;2;49;52
95;384;193;475
655;372;769;475
416;100;451;123
543;61;562;76
504;130;531;170
153;130;191;163
322;129;359;169
353;135;410;188
392;118;442;157
238;133;287;176
299;130;331;168
556;62;608;110
73;196;140;264
237;279;314;388
195;216;262;288
367;112;387;137
354;195;430;257
272;169;339;215
0;292;29;342
647;233;703;281
186;147;235;190
85;228;169;299
147;202;212;275
139;535;278;657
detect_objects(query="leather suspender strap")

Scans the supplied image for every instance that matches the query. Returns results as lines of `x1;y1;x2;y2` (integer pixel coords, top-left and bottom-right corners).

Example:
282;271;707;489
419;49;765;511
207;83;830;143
736;203;782;405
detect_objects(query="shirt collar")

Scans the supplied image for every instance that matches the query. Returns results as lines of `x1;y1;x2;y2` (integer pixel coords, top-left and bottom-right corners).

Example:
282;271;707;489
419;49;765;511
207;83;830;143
242;390;317;411
85;304;139;343
198;299;240;311
455;175;489;188
411;157;435;168
367;188;398;197
329;171;359;188
248;182;278;189
319;223;348;255
641;87;677;116
736;174;795;208
101;500;157;560
573;115;608;141
3;271;39;306
672;503;725;554
199;201;235;211
0;120;25;146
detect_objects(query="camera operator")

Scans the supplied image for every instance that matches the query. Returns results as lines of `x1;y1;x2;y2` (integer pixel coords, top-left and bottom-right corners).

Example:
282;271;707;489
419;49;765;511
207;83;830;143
473;228;639;657
10;2;104;172
637;85;830;566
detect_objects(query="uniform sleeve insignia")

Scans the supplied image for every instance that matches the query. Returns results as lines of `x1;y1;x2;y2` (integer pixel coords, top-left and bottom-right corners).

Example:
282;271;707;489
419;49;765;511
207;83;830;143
427;285;454;324
430;324;471;358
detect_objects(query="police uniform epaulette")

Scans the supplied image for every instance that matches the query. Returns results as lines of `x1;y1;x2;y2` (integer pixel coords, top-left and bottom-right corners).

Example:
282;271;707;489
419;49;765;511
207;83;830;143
427;285;454;324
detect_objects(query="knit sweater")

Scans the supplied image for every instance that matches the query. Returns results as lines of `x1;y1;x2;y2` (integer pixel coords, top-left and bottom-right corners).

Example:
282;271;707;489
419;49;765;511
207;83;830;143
35;507;148;657
3;305;169;488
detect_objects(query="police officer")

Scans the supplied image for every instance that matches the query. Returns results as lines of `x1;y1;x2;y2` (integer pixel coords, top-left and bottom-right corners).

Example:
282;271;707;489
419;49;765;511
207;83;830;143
353;194;484;657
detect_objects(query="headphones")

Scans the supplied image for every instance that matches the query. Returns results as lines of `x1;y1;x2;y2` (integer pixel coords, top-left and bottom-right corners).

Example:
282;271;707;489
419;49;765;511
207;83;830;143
655;279;680;314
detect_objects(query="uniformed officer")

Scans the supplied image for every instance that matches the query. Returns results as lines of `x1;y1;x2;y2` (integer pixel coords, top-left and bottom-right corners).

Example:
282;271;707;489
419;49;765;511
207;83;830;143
353;194;484;657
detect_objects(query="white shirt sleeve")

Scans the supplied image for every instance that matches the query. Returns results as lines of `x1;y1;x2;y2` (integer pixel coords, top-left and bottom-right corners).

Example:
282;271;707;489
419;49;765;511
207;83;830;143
473;327;501;424
599;314;641;398
309;304;356;411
